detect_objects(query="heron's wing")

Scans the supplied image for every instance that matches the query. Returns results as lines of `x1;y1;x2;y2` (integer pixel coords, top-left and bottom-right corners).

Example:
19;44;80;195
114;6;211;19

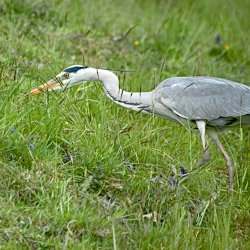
155;76;250;120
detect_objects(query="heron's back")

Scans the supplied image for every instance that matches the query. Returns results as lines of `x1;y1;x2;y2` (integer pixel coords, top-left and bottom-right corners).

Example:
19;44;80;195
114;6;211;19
153;76;250;123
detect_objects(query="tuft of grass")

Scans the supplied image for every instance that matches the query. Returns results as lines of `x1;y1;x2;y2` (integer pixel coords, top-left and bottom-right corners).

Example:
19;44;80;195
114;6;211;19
0;0;249;249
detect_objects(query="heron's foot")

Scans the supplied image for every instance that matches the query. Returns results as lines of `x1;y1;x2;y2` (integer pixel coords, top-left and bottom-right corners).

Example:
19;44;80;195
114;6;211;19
168;166;189;189
227;158;234;192
196;148;210;167
180;166;188;178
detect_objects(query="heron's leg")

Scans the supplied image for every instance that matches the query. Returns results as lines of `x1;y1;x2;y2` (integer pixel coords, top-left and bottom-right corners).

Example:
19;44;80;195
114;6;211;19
207;129;234;190
196;120;210;166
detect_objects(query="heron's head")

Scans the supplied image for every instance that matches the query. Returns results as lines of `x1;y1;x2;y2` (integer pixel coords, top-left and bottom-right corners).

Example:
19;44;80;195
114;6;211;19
30;65;100;95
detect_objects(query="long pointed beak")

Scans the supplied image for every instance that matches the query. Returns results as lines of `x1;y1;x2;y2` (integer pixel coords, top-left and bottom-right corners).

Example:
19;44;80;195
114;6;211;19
29;79;61;95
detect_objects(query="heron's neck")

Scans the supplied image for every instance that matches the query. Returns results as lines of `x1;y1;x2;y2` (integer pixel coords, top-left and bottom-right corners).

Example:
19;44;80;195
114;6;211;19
97;69;152;112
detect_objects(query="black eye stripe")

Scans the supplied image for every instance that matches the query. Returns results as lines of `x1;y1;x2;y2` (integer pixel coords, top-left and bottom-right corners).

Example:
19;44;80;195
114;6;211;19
64;66;88;73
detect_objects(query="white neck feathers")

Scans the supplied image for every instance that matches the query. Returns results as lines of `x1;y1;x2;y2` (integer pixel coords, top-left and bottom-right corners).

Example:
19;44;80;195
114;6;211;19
96;69;152;112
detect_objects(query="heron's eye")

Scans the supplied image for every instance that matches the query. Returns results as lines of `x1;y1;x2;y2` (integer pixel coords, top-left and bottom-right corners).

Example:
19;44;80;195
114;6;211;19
64;73;69;78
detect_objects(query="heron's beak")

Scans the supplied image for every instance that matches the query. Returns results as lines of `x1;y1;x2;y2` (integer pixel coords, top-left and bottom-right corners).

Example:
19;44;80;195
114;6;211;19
29;79;61;95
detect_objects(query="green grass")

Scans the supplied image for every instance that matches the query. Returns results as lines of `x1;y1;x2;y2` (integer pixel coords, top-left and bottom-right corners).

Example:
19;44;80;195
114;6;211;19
0;0;250;249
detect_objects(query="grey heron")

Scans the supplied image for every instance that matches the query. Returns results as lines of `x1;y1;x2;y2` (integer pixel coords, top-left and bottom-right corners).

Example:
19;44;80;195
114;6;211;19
29;65;250;190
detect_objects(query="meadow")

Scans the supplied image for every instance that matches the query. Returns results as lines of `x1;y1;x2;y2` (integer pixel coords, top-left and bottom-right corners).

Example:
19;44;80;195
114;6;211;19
0;0;249;249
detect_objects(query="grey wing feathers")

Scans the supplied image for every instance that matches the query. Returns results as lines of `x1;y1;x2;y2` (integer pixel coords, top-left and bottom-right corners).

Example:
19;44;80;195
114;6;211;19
154;77;250;120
